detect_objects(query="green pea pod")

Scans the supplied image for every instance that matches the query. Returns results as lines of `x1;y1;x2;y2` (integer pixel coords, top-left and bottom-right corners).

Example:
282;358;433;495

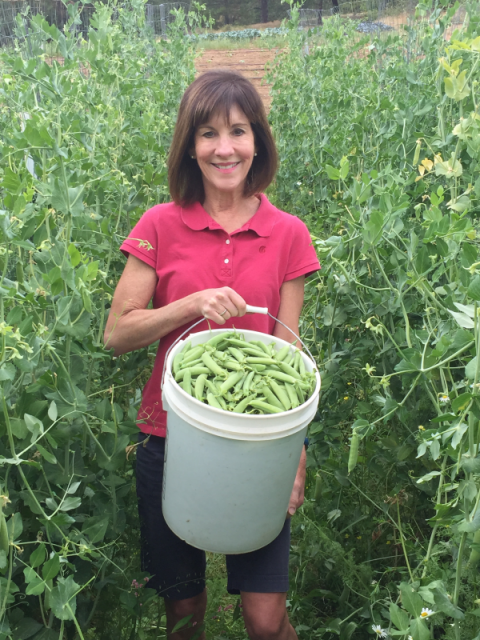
224;360;243;371
295;382;305;404
172;351;184;376
279;361;302;380
228;347;246;363
246;357;278;365
183;341;192;353
202;353;227;377
242;347;269;357
226;337;255;349
293;350;301;372
207;393;223;409
205;378;218;395
180;357;203;369
243;371;255;393
348;430;360;475
220;371;245;395
175;366;210;382
206;333;233;347
217;395;228;411
194;374;207;402
249;364;267;372
0;507;9;560
264;370;298;385
249;400;284;414
261;385;284;410
233;394;258;413
249;340;270;354
183;345;205;364
274;345;291;362
314;475;322;502
269;380;291;411
299;355;306;376
285;384;299;409
234;373;247;392
181;369;192;396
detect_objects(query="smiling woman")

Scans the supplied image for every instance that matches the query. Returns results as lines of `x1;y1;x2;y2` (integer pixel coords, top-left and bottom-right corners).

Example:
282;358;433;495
104;68;320;640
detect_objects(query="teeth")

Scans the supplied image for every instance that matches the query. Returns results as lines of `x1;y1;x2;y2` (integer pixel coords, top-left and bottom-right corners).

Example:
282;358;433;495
214;163;238;169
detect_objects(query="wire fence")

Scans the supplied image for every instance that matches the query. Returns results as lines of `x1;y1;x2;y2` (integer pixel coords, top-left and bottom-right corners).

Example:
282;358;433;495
0;1;188;48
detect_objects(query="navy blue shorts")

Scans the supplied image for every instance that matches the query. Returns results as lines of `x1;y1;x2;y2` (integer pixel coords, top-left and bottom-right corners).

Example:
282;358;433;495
136;433;291;601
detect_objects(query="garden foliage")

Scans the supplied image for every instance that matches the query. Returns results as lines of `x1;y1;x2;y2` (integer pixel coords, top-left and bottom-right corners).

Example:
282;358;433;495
268;2;480;638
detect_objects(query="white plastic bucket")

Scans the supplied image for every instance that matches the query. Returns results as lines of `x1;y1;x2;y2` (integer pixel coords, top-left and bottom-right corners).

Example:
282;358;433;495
162;328;320;554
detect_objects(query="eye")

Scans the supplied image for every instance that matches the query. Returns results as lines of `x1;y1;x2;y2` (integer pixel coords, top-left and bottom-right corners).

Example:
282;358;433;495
201;131;215;138
233;128;245;136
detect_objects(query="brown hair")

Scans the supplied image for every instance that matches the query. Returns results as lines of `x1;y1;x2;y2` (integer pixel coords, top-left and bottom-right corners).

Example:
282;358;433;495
168;69;278;206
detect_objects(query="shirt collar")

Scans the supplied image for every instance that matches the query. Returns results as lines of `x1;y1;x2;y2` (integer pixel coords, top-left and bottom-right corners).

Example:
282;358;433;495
180;194;276;238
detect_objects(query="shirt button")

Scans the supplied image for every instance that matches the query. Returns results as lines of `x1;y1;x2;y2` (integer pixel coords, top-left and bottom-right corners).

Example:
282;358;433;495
224;259;229;264
226;239;230;244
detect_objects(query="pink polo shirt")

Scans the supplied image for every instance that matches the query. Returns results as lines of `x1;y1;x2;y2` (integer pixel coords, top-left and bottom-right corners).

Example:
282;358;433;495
120;194;320;437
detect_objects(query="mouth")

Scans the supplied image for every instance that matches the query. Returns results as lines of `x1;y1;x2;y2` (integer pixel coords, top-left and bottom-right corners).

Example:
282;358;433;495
212;162;240;171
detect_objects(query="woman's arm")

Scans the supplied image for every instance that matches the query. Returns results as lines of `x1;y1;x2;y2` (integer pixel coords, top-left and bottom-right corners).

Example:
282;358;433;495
273;275;307;517
104;254;246;356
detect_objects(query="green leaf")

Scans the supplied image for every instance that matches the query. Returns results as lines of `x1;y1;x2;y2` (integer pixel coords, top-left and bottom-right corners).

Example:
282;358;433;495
466;357;478;380
11;616;43;639
389;603;409;631
36;444;57;465
409;617;431;640
30;543;46;569
434;590;464;619
81;516;109;544
67;243;82;267
6;513;23;541
172;614;193;633
400;583;423;617
452;392;472;413
42;554;60;581
458;510;480;533
325;165;340;180
59;497;81;512
50;575;79;621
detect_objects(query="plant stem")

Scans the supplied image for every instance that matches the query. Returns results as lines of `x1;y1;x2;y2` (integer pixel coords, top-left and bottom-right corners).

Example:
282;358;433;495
396;500;414;582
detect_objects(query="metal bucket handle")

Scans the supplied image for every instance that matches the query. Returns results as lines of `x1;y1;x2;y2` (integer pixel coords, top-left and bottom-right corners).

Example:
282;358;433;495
161;304;317;390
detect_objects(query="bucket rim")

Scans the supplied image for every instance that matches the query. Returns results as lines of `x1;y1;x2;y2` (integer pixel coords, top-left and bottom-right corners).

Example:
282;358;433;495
164;328;321;421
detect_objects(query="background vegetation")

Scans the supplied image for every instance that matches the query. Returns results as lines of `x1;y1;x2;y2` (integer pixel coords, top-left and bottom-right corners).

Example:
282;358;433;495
0;0;480;639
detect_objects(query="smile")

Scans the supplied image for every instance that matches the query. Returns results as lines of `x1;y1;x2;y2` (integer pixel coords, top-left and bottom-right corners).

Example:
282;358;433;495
212;162;240;170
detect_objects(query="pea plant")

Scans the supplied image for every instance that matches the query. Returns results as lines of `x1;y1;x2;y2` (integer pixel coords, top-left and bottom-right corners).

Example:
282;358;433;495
0;1;196;637
269;3;480;639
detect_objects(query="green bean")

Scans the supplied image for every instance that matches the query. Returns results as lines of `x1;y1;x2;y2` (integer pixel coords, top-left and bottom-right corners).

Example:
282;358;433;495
249;400;284;414
202;352;227;377
175;366;210;382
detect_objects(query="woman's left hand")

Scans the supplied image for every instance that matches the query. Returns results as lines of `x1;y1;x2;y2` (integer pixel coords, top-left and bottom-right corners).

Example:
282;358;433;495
287;446;307;517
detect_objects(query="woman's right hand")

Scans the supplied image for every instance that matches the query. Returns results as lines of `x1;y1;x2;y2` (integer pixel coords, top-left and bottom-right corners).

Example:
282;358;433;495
194;287;247;325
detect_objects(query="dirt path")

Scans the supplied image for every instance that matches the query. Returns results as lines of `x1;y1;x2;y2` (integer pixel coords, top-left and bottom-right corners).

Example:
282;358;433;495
195;48;278;111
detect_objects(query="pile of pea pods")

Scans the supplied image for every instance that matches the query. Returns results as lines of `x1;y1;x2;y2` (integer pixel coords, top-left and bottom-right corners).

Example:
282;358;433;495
173;332;317;414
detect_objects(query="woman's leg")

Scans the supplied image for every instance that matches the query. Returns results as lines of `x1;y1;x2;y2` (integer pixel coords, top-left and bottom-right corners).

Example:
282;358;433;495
241;592;297;640
165;589;207;639
136;434;207;637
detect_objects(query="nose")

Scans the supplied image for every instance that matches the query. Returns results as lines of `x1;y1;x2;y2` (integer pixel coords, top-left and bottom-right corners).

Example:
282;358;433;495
214;134;235;158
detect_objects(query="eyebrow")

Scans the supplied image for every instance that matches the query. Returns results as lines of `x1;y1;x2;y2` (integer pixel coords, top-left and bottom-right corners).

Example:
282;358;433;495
197;122;249;130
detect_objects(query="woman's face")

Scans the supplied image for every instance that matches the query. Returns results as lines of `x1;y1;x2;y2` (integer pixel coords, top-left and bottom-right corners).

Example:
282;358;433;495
193;105;256;199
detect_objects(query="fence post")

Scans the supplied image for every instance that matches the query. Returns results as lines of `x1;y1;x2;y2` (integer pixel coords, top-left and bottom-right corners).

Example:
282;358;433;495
160;4;166;37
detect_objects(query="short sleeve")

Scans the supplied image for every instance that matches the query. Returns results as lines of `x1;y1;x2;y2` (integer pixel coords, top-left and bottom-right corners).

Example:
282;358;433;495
284;217;321;282
120;207;159;269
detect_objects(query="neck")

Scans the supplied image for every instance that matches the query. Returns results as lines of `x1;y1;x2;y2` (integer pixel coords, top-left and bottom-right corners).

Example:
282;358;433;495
202;185;260;234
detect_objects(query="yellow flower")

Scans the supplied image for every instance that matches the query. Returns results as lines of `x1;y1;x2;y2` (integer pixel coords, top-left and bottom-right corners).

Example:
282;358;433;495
418;425;425;431
345;534;350;538
344;396;349;401
357;536;362;540
386;541;391;545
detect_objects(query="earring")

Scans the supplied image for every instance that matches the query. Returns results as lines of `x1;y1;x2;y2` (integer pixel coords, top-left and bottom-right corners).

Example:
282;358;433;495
191;155;196;159
254;152;257;157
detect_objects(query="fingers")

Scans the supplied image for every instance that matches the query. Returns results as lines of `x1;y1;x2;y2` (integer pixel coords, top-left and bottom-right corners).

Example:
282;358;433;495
201;287;247;324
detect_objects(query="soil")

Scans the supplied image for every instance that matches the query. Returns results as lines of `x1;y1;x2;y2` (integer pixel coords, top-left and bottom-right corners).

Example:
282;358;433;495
195;48;279;111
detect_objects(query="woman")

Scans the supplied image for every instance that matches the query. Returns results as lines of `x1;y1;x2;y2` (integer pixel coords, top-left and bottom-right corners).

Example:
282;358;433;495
105;69;320;640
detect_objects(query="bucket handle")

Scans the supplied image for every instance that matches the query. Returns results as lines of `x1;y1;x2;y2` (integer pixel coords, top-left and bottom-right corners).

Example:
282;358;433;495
161;305;317;391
